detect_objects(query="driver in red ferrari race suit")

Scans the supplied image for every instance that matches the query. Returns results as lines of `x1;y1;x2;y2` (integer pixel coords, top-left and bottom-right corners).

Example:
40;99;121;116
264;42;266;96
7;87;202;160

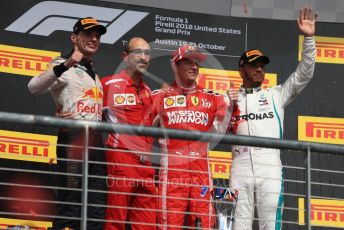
151;45;233;229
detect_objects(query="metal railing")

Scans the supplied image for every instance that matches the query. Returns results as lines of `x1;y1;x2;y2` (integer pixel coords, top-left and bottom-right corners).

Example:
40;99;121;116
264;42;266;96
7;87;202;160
0;111;343;229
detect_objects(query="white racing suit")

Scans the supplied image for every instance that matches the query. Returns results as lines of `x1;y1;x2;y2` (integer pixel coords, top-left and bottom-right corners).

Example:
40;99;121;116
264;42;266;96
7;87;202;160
230;36;316;230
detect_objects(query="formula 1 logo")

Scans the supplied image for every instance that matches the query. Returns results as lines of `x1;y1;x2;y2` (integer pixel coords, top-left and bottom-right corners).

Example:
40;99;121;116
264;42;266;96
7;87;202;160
5;1;149;44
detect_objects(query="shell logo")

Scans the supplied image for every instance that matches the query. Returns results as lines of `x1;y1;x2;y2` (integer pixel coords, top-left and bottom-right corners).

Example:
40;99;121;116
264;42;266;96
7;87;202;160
115;95;125;104
165;98;174;107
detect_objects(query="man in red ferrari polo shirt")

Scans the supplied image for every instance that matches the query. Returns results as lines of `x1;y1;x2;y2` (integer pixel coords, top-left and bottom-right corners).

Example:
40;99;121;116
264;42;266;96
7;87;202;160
101;37;157;230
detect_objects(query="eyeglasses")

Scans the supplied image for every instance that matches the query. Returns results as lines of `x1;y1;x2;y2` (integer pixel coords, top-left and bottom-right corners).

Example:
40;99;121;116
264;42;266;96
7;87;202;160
127;49;151;56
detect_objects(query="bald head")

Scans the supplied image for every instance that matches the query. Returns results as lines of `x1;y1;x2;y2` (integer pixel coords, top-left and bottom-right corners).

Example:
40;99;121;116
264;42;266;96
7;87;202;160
124;37;150;53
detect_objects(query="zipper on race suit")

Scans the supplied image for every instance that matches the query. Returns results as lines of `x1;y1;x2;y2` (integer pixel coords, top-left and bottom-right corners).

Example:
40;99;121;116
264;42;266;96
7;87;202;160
245;93;255;177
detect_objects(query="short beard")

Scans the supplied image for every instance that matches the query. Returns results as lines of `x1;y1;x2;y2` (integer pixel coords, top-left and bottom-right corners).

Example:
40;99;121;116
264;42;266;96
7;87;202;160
243;69;263;88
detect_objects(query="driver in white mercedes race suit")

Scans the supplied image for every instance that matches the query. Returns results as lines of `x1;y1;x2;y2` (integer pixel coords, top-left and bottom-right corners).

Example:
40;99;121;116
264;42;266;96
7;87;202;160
227;7;316;230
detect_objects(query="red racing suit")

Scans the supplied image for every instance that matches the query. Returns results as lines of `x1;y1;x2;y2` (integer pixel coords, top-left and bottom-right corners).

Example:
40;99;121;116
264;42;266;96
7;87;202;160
101;70;157;230
151;82;231;229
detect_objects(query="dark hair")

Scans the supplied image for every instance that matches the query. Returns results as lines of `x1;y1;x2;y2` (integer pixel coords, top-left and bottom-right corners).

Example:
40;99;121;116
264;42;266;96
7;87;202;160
175;60;182;66
123;40;130;53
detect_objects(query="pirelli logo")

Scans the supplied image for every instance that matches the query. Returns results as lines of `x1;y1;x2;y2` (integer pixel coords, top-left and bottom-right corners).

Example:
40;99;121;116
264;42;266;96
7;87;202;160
0;130;57;163
299;36;344;64
0;44;60;76
298;198;344;228
0;217;52;229
198;68;277;94
209;151;232;179
298;116;344;145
